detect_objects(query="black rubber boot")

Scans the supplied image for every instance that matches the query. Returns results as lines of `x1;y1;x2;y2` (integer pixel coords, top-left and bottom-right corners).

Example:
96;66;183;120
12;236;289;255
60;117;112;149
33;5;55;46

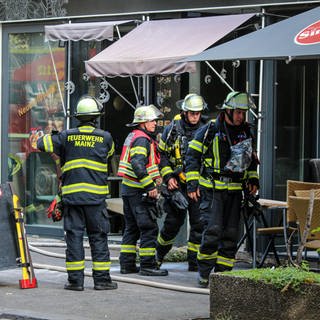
188;263;198;272
120;266;140;274
94;281;118;290
197;276;209;288
139;268;168;276
64;282;84;291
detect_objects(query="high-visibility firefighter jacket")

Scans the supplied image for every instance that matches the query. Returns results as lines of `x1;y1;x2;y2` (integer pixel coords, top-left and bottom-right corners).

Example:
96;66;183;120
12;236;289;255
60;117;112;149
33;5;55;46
118;129;160;193
37;124;114;205
186;112;259;192
157;116;205;268
158;117;205;184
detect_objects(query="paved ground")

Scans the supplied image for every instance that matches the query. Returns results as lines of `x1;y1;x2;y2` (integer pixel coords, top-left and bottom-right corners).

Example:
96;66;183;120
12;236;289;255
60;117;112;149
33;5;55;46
0;237;212;320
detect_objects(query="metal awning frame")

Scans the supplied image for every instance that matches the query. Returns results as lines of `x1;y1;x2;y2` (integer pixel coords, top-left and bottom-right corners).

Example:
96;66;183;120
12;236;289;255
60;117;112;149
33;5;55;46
45;20;138;127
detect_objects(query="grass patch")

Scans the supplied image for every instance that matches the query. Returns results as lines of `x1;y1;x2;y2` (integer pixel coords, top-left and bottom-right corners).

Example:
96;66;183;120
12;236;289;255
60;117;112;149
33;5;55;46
225;266;320;292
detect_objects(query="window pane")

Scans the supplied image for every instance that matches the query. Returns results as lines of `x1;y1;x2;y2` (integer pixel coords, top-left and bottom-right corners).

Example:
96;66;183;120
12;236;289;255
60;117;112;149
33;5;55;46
8;32;65;225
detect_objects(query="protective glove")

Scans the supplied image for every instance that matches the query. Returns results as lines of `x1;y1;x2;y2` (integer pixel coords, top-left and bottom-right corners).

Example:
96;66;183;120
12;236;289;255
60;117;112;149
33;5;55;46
47;195;63;222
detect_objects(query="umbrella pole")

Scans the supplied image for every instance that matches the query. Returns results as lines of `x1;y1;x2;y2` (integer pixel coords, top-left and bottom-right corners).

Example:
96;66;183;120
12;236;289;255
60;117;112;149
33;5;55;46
47;41;66;118
143;75;150;105
66;39;71;129
257;8;266;163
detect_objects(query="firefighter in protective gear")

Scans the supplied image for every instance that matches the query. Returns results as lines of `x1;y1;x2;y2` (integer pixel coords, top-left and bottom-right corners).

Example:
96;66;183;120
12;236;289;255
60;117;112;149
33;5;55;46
37;95;117;291
156;93;206;271
118;105;169;276
185;91;259;288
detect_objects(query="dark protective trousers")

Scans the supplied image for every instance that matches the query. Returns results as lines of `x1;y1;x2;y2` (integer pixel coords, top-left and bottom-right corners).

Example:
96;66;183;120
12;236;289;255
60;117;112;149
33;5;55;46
120;194;159;269
197;189;242;279
156;187;203;267
64;202;111;286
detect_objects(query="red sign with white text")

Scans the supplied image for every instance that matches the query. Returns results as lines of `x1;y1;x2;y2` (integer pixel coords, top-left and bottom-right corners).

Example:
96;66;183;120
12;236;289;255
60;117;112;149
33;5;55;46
295;20;320;45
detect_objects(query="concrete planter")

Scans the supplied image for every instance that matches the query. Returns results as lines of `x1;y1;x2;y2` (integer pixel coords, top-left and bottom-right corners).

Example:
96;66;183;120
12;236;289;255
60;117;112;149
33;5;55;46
210;273;320;320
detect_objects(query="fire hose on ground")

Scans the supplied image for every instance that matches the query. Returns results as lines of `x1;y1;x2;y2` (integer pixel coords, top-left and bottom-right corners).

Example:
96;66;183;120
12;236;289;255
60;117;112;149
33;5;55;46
28;243;209;295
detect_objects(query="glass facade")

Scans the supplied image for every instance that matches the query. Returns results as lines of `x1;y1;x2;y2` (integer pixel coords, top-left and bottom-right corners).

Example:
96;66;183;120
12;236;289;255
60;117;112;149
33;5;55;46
7;31;65;225
274;60;320;200
2;5;320;234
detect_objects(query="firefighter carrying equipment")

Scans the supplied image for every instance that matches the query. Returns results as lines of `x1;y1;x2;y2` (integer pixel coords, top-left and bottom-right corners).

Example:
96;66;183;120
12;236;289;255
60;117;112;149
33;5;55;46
174;137;187;182
11;190;37;289
47;194;63;222
224;138;253;172
126;104;163;127
185;113;259;193
74;95;104;120
118;129;160;189
161;187;189;211
142;193;165;219
159;117;200;184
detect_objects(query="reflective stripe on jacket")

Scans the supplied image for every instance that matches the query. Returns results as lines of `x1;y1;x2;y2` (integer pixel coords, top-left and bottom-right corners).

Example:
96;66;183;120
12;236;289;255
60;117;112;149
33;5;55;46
186;115;259;192
118;129;160;189
37;125;114;205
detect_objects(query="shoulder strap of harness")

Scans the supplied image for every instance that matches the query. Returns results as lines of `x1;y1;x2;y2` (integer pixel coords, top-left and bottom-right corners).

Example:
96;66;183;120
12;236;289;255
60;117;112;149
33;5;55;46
202;120;216;152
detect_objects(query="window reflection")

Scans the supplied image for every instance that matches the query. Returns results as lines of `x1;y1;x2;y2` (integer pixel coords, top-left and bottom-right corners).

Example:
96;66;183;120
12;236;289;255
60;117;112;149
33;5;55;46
8;32;65;225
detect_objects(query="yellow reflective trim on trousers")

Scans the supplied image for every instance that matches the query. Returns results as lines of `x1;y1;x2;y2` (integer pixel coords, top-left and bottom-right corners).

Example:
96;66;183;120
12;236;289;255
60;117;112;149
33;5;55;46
43;134;54;152
197;251;218;260
187;242;200;253
78;126;95;133
216;255;235;267
139;247;156;256
120;244;137;253
157;234;175;246
186;171;200;182
189;139;206;153
160;166;174;177
66;260;85;271
62;183;109;195
92;261;111;271
130;146;148;157
62;159;108;173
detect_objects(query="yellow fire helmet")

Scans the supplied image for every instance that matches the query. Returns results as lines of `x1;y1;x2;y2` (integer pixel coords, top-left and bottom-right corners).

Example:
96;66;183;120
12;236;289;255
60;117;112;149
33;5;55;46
127;104;163;127
181;93;206;112
75;95;104;120
221;91;255;110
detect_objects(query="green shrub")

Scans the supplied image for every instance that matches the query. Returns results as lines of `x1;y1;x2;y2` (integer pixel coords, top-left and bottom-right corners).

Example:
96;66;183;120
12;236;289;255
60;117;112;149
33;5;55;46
164;246;187;262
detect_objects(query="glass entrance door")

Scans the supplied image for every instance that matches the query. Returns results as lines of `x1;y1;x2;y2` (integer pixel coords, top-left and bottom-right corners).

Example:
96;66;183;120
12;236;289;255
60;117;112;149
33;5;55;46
274;60;319;200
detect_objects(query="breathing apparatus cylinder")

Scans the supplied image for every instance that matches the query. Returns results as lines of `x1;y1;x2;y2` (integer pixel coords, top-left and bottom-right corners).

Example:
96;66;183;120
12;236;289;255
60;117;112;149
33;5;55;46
174;138;186;182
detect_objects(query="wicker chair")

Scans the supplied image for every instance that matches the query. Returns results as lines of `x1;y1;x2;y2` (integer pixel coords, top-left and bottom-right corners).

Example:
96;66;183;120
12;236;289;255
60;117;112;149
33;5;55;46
256;180;320;266
289;195;320;262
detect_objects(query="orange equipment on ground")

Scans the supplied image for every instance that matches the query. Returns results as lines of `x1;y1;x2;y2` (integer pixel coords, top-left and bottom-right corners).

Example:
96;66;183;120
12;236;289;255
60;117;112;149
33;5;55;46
11;189;37;289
